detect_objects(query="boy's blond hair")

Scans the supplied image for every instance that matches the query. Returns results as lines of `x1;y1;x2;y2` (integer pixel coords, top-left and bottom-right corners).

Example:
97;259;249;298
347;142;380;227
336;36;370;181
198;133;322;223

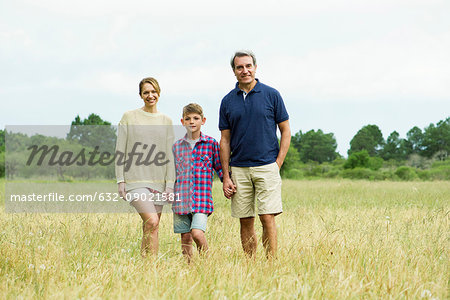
183;103;204;118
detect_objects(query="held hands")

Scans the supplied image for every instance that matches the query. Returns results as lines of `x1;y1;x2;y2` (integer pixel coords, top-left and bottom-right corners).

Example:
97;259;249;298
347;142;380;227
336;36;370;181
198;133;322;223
223;177;236;199
164;187;175;204
164;187;174;194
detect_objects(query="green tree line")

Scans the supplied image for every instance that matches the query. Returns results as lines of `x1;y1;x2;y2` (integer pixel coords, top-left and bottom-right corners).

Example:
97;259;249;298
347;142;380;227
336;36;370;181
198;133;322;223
282;117;449;180
0;114;116;180
0;115;449;180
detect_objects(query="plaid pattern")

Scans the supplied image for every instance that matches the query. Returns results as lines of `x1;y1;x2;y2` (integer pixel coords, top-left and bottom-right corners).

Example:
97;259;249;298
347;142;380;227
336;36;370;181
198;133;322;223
172;133;223;215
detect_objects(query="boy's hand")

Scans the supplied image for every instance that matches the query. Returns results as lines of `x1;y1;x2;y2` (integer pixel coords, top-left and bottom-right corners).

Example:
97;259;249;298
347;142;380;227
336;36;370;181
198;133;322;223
164;187;174;194
223;177;236;199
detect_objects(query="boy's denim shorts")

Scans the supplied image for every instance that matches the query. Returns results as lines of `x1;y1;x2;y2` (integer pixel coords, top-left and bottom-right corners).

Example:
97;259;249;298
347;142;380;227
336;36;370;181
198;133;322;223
173;213;208;233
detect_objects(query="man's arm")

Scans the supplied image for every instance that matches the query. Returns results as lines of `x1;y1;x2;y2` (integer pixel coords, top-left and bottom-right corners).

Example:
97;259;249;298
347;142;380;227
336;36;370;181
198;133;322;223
276;120;291;169
220;129;236;198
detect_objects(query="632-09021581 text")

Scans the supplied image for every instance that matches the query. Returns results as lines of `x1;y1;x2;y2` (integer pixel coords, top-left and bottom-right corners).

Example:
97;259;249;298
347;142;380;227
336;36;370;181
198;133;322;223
9;192;181;202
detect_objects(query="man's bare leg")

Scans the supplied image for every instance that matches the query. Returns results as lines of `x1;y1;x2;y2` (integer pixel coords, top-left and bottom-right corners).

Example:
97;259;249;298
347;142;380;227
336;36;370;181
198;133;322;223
240;217;257;257
259;214;277;259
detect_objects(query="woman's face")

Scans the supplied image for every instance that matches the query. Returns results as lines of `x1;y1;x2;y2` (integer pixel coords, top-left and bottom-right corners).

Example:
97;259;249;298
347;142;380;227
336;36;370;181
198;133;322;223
140;83;159;109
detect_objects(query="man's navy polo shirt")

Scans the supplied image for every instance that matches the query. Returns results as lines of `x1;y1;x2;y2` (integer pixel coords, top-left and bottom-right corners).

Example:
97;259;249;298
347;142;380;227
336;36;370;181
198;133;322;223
219;79;289;167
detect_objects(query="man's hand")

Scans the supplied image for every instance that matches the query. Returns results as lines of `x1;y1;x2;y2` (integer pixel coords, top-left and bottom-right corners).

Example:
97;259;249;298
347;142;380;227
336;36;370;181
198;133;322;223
118;182;126;200
220;129;236;199
223;177;236;199
276;120;291;171
275;159;282;169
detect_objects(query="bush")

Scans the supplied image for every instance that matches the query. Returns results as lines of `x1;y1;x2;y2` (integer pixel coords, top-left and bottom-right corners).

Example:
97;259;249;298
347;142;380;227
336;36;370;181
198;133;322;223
342;168;375;180
302;161;321;177
416;169;431;180
395;166;418;181
368;156;384;170
331;157;346;167
381;170;396;180
428;166;450;180
407;154;432;169
0;151;4;178
344;150;370;169
324;168;340;178
284;169;303;179
430;159;450;169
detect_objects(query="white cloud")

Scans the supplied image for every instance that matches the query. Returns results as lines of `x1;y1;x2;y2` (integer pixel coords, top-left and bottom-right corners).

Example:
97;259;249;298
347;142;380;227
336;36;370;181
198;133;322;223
0;27;33;50
17;0;448;17
159;66;232;97
263;27;450;102
1;0;449;157
81;71;137;95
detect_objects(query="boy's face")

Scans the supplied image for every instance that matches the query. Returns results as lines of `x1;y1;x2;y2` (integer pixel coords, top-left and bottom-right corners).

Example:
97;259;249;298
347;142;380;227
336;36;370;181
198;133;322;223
181;113;206;135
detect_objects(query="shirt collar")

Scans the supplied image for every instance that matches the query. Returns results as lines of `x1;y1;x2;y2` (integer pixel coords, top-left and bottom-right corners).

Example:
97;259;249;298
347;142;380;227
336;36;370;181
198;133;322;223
181;132;206;144
234;78;261;95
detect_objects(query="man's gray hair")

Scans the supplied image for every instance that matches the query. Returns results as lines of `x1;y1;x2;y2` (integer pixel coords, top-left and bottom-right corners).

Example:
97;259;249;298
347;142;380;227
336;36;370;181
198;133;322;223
230;50;257;69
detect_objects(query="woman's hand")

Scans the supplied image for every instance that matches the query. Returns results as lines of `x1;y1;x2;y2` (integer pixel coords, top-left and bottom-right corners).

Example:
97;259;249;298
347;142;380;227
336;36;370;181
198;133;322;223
164;187;174;203
118;182;126;200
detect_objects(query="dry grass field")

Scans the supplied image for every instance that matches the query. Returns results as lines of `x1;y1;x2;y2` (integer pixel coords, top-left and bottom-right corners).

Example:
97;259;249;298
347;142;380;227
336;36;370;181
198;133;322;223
0;179;448;299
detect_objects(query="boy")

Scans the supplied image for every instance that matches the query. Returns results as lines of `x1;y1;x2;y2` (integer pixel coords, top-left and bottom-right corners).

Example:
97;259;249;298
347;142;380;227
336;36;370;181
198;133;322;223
172;103;223;260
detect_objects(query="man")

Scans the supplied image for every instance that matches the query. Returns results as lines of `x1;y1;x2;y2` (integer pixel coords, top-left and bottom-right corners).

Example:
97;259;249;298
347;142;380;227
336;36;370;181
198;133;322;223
219;50;291;258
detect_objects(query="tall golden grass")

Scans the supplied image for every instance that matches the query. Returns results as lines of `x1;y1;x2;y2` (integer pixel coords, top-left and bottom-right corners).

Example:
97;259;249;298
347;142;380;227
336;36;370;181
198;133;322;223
0;179;448;299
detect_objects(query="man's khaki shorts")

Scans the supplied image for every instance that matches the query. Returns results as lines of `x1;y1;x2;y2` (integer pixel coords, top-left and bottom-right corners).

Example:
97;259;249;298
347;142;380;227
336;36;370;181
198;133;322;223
230;162;282;218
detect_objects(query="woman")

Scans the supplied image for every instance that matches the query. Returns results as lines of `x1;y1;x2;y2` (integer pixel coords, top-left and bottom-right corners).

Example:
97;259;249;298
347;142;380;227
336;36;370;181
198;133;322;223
115;77;175;257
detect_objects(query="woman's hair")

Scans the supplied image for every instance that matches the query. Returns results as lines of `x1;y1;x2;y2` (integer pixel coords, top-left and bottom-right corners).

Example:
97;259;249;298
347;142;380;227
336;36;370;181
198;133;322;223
139;77;161;95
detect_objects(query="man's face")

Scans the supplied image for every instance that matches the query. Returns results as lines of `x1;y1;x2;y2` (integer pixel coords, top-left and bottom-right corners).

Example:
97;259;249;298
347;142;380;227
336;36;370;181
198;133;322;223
233;55;257;85
181;113;205;135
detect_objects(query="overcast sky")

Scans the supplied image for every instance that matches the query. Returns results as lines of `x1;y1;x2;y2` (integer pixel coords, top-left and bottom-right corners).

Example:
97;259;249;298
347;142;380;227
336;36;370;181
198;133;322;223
1;0;449;156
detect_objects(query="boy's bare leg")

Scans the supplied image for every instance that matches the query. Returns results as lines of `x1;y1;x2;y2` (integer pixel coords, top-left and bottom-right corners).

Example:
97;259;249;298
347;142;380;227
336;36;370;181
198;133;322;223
239;217;257;257
138;212;161;257
259;214;277;259
191;229;209;255
181;232;193;262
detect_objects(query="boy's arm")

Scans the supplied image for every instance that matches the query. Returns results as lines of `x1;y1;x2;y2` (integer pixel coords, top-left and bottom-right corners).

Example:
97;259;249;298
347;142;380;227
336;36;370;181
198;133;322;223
212;139;223;181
